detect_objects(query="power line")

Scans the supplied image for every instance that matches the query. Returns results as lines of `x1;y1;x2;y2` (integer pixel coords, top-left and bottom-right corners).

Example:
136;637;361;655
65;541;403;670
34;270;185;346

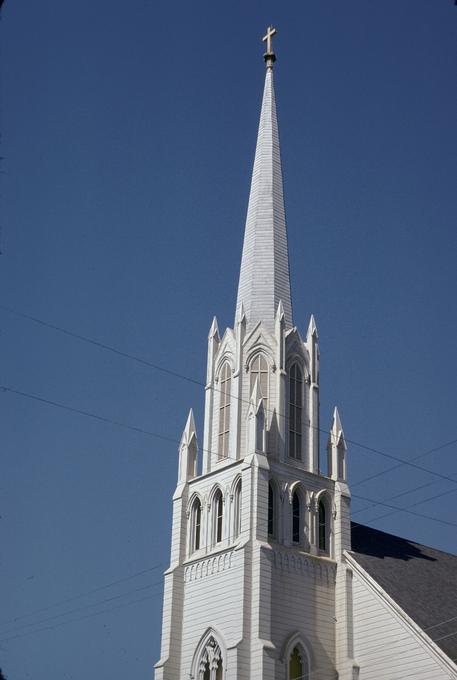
0;304;203;388
0;551;274;645
351;492;457;529
0;590;161;644
4;492;454;644
0;464;455;645
344;438;457;488
3;379;457;489
2;303;457;486
0;562;165;629
351;475;457;517
432;628;457;643
352;479;437;516
2;310;457;558
425;613;457;633
3;378;455;541
0;577;165;639
352;485;457;529
3;539;457;661
3;383;457;533
0;385;177;446
351;437;457;490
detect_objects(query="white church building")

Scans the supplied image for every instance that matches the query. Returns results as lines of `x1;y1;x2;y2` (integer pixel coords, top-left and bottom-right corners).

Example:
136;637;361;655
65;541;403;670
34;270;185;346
154;28;457;680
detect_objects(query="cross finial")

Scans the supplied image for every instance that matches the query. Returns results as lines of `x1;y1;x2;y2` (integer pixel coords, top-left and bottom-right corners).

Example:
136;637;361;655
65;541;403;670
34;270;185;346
262;25;277;69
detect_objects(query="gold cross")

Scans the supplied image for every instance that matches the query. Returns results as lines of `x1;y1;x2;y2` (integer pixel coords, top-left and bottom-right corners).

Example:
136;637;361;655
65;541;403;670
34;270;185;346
262;26;277;54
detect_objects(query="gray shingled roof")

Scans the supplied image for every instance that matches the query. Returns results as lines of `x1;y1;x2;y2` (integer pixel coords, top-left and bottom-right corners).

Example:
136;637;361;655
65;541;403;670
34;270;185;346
235;67;293;333
350;523;457;663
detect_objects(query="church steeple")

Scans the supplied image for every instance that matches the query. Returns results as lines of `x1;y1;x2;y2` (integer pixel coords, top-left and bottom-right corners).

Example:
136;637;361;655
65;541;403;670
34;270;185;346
157;31;353;680
235;28;293;333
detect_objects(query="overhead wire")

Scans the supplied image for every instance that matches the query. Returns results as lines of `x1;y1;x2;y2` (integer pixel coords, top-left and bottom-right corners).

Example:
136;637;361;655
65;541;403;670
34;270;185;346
4;496;452;645
2;303;457;487
0;384;177;445
0;577;165;639
2;383;457;532
0;590;161;644
3;532;457;660
351;436;457;490
351;485;457;529
425;614;457;633
351;492;457;528
0;562;165;629
432;629;457;643
2;303;457;644
352;474;457;518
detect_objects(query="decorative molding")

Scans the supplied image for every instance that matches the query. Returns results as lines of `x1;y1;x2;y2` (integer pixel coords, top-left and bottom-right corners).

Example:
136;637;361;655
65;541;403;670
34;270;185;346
272;548;337;584
184;550;235;582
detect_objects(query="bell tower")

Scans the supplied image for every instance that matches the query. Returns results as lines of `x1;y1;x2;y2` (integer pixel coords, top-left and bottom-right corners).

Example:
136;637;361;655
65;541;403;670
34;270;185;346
155;28;354;680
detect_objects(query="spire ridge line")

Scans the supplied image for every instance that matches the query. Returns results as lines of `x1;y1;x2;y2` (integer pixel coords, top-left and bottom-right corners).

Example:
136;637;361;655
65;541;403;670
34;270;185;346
235;38;293;334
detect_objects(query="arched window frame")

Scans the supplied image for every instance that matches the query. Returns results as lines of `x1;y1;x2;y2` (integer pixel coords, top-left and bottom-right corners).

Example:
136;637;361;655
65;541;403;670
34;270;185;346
232;477;242;540
292;490;301;544
288;362;304;461
290;484;308;547
282;633;312;680
217;361;232;460
267;478;279;540
337;437;346;480
211;486;224;547
187;493;204;555
318;499;326;552
316;491;332;557
288;642;310;680
191;628;226;680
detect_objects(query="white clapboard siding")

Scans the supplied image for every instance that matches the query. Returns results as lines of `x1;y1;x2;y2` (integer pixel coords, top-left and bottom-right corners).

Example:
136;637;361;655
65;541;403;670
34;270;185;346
351;562;457;680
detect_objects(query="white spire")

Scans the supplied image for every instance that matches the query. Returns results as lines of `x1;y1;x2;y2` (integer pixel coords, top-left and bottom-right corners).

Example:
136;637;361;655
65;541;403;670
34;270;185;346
235;59;293;334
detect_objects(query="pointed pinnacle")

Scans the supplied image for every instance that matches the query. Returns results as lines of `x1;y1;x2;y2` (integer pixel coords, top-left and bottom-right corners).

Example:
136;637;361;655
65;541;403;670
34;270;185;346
208;316;220;341
307;314;318;340
332;406;343;435
250;376;264;411
237;301;246;325
276;299;285;322
182;408;197;444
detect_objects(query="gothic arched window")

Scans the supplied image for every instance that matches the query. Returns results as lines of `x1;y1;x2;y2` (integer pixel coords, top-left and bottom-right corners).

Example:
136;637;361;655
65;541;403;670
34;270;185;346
292;491;300;544
213;489;224;545
191;497;202;553
218;362;231;459
233;479;242;539
289;646;302;680
250;354;269;411
288;644;309;680
337;440;345;480
268;482;275;538
288;363;303;460
196;635;224;680
318;498;328;553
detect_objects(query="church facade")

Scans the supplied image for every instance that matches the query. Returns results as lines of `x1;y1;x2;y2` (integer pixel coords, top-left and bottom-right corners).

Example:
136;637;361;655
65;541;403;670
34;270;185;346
155;29;457;680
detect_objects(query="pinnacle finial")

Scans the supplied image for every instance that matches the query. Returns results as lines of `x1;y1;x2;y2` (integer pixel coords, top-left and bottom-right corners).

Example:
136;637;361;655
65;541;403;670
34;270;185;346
182;408;196;444
262;25;277;69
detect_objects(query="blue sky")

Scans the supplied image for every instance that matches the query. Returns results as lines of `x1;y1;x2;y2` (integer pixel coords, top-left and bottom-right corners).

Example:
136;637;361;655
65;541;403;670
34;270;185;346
1;1;456;678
